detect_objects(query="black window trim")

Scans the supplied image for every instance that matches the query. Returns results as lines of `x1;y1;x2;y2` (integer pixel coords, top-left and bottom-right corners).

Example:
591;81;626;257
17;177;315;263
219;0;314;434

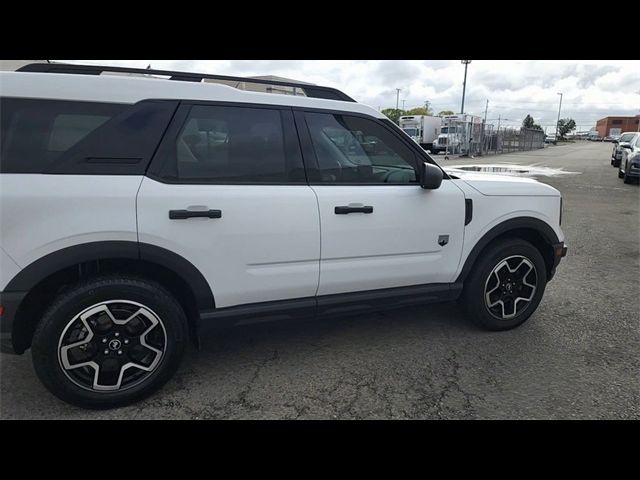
146;100;309;186
292;106;445;186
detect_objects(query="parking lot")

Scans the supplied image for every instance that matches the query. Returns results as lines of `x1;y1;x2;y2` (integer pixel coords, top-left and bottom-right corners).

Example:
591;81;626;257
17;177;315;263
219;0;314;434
1;141;638;419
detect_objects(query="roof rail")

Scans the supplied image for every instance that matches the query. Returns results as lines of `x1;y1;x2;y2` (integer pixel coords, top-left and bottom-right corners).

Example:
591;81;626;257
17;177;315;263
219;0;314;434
15;63;356;102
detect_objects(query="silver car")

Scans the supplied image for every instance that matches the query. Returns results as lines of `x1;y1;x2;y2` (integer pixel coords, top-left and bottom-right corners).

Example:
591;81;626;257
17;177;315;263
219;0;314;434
611;132;638;167
618;134;640;184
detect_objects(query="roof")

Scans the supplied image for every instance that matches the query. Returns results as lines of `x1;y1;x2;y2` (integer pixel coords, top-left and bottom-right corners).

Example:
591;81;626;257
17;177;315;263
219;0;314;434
0;71;383;119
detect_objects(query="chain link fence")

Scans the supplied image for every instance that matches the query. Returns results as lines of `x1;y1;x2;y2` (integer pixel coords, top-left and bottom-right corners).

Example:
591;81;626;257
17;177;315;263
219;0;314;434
475;124;545;156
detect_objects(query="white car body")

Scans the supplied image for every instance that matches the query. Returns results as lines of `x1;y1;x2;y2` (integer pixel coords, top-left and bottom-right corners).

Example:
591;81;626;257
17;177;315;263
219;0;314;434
0;67;565;348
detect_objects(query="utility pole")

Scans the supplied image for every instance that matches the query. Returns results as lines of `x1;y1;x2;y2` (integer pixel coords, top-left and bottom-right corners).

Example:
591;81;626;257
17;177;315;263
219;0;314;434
480;99;489;156
425;100;430;113
402;99;406;111
395;88;401;112
497;114;501;132
555;92;563;139
460;60;472;114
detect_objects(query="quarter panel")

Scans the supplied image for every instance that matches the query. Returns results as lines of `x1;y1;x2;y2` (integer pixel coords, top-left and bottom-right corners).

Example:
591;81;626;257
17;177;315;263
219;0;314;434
0;174;142;288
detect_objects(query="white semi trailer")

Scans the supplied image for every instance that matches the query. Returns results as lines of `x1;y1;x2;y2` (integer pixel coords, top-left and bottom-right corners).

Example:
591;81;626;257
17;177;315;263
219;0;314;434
432;114;483;155
399;115;441;150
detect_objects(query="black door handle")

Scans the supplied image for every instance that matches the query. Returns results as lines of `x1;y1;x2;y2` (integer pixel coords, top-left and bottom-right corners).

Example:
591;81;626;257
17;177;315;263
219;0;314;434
169;209;222;220
334;205;374;214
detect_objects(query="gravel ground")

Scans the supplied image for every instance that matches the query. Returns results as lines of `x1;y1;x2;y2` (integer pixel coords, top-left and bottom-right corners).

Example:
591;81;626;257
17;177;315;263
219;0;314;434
1;141;638;419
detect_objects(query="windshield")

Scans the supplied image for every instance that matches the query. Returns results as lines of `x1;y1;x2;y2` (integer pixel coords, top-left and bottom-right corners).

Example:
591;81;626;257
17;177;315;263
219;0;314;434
402;128;418;136
620;133;635;142
441;127;456;134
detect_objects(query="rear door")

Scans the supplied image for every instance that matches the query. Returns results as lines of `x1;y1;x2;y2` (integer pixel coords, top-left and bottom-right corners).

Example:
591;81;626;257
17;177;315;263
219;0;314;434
296;110;466;297
137;103;320;309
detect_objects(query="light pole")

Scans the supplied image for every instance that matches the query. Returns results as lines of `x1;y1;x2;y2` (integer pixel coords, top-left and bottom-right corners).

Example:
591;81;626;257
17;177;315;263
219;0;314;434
460;60;472;114
395;88;401;112
402;99;406;111
555;92;563;140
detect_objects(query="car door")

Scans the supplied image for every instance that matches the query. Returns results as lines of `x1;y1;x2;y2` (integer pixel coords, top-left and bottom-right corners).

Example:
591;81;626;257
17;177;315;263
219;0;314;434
137;103;320;309
296;110;466;297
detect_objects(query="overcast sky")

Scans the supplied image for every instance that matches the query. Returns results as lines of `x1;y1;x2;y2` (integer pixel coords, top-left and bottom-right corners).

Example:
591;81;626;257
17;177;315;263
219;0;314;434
62;60;640;132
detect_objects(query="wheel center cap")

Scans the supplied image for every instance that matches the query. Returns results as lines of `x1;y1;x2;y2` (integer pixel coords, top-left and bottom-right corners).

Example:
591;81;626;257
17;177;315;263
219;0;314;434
506;283;513;292
108;339;122;351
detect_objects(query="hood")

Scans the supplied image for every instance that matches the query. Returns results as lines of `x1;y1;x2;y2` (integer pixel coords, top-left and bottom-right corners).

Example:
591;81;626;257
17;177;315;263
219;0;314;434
445;169;561;196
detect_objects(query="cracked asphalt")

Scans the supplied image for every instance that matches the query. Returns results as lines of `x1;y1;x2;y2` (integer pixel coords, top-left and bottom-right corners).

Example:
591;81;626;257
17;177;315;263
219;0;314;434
1;141;638;419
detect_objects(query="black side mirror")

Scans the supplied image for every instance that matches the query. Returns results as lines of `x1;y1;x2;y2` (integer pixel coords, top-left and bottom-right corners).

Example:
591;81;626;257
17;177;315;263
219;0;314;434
620;142;632;149
420;162;443;190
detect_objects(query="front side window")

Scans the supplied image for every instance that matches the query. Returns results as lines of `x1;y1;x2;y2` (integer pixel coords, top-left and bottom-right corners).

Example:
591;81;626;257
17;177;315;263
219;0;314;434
169;105;302;183
305;112;417;184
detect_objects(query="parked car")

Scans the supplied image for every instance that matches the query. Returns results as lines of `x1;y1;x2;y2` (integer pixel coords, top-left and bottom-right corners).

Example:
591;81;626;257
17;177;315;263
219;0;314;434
544;134;557;144
611;132;639;167
617;133;640;184
0;63;567;408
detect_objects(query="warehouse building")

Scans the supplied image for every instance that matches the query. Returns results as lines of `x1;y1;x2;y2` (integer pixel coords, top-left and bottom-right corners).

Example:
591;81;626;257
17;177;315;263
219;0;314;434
596;115;640;137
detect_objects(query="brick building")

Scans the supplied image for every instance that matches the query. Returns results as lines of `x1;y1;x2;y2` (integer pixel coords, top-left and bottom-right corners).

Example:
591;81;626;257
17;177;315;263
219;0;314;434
596;115;640;137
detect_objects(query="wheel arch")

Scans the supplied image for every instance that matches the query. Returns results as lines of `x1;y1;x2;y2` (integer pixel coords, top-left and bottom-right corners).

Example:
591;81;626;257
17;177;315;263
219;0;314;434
4;241;214;354
456;217;560;284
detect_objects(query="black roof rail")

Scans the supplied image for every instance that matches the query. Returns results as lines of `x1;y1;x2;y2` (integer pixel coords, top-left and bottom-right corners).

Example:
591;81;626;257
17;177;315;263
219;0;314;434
16;63;356;103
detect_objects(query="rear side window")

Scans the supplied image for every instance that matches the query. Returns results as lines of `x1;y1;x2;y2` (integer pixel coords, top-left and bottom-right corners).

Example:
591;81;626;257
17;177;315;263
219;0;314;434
157;104;305;183
1;98;126;173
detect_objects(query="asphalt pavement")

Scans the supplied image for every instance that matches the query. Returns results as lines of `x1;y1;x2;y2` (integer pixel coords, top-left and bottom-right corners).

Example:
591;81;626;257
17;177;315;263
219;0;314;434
1;141;638;419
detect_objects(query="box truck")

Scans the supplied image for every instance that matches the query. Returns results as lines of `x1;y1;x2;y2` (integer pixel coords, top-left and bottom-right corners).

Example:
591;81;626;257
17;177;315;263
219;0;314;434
399;115;441;150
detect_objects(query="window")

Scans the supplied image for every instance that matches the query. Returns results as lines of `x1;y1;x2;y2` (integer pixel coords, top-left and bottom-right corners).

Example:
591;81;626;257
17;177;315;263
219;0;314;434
1;98;126;173
304;113;418;184
611;120;622;125
168;105;302;183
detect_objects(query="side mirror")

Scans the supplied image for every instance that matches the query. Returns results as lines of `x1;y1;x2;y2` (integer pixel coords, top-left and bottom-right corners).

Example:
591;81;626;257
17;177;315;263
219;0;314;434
420;162;443;190
620;142;632;149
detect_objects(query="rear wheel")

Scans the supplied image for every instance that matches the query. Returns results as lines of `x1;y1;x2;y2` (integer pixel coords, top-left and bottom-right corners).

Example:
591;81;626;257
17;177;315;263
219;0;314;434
461;238;547;331
31;275;188;409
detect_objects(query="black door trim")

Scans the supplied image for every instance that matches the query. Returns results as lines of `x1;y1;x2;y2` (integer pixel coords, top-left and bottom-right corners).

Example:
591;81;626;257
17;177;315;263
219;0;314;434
197;282;462;336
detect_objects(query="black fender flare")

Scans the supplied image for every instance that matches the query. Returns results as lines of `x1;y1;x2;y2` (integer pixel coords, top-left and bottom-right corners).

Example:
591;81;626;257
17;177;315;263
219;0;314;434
456;217;559;283
4;241;215;310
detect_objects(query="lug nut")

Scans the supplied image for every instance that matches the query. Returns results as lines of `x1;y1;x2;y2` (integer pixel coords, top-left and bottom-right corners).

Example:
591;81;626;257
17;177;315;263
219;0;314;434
104;350;109;355
117;350;123;355
102;338;107;343
115;332;120;337
124;339;129;344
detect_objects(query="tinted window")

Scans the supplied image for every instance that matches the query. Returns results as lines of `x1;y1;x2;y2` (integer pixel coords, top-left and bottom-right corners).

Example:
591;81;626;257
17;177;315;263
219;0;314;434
168;105;302;183
1;98;126;173
304;113;417;184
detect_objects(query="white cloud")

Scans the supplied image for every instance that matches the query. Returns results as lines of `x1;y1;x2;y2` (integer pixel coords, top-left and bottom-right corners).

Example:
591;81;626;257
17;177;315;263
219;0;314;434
62;59;640;130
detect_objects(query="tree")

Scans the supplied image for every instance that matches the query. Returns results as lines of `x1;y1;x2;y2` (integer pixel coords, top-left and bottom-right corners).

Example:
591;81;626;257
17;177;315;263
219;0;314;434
404;106;434;116
438;110;455;116
381;108;405;124
522;114;535;129
557;118;576;140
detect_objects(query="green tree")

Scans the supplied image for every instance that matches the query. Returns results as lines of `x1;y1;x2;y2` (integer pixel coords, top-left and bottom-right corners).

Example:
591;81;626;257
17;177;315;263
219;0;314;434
522;114;535;129
381;108;405;124
438;110;455;116
404;106;434;116
557;118;576;140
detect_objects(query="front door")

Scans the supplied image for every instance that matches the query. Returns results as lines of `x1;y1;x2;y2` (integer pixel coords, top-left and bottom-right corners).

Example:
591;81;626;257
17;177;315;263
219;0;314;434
298;111;466;296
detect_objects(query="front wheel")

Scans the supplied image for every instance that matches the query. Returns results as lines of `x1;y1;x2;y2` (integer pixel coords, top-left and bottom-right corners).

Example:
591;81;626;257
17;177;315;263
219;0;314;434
461;238;547;331
31;275;188;409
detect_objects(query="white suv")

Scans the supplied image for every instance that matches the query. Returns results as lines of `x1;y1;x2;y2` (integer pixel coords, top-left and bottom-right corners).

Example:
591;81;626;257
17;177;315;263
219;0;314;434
0;63;567;408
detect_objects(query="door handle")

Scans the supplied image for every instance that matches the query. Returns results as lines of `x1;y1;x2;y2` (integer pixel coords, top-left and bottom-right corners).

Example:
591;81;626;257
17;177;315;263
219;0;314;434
169;209;222;220
334;205;374;214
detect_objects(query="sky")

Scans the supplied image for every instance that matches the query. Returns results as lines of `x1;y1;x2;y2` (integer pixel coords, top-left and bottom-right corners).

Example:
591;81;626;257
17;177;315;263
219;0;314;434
61;60;640;132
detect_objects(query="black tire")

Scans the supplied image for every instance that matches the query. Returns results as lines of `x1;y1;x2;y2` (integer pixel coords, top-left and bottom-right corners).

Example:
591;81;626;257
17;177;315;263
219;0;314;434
31;275;188;409
461;237;547;331
618;168;625;179
623;170;633;184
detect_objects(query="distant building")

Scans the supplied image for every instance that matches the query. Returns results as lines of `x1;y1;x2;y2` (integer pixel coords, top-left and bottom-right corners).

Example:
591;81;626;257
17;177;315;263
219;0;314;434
204;75;312;96
596;115;640;137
